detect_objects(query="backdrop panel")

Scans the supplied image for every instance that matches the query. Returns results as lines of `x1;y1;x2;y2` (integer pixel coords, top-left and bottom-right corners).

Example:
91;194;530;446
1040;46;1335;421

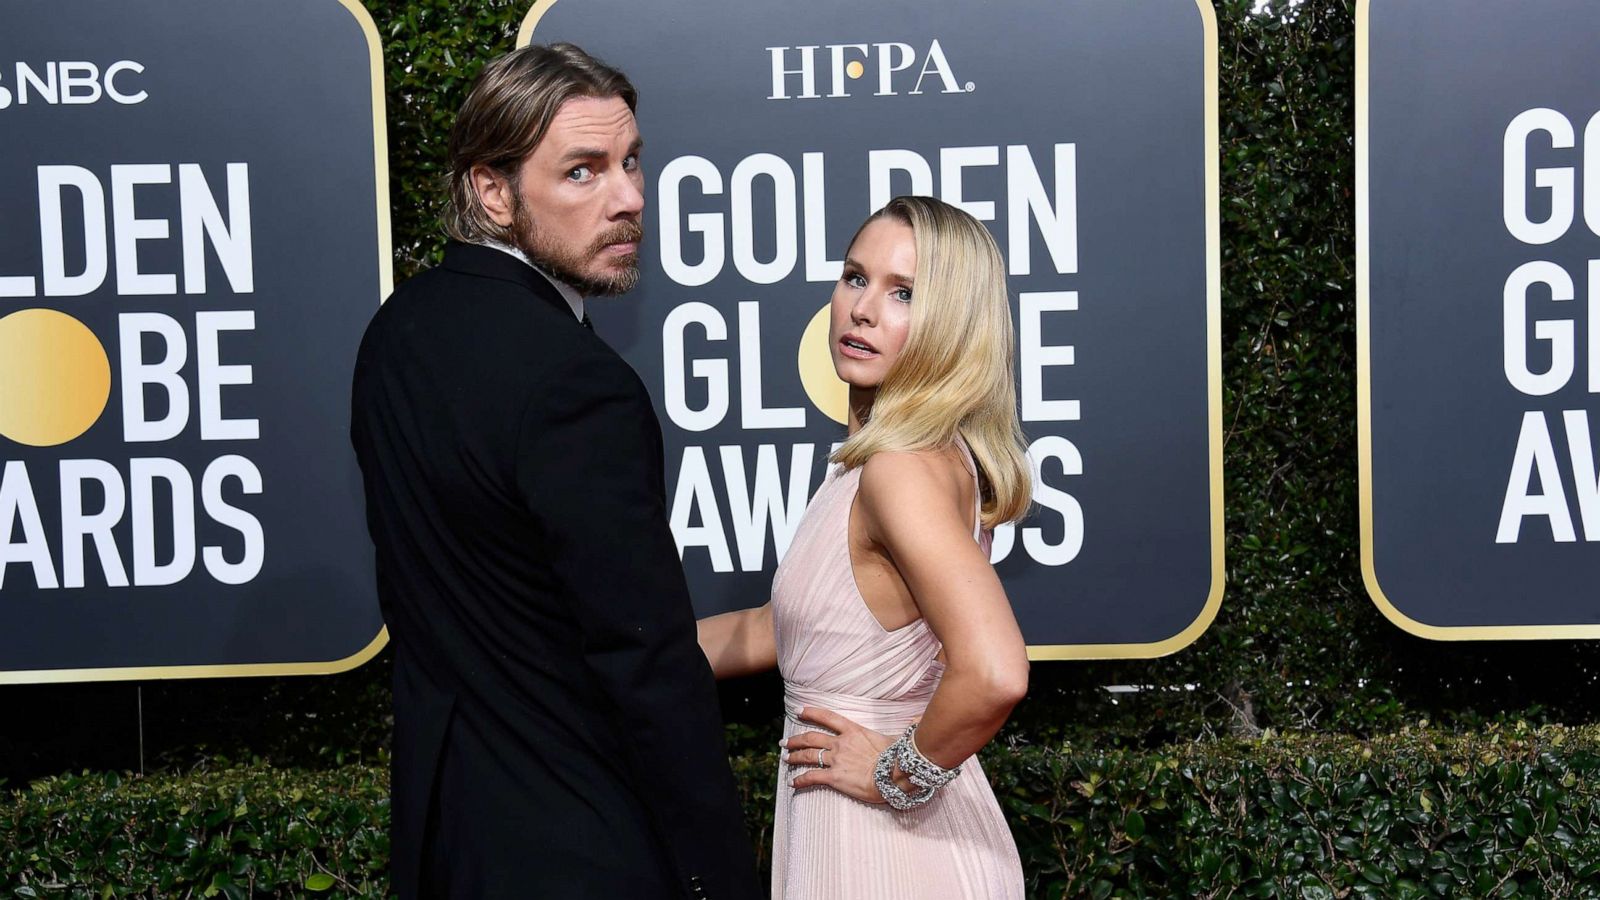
1359;0;1600;637
0;0;390;681
521;0;1222;658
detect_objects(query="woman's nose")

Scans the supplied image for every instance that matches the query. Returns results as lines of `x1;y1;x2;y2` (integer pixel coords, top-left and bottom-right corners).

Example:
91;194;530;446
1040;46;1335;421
851;294;876;326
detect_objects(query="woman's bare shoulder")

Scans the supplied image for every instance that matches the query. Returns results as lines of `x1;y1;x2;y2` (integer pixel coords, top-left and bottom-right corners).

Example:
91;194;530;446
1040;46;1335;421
857;446;972;520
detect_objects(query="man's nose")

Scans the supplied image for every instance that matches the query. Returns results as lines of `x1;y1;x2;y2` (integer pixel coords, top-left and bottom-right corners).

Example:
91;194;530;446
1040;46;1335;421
609;171;645;219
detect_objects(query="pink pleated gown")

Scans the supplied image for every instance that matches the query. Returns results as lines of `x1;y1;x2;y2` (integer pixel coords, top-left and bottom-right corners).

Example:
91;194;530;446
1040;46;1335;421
769;449;1026;899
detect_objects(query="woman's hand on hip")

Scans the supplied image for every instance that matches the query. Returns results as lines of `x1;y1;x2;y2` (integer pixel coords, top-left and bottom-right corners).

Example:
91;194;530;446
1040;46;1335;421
783;706;909;804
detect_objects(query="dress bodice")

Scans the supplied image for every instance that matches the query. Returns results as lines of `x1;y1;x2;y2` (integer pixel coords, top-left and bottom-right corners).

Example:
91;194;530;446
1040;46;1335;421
771;446;989;732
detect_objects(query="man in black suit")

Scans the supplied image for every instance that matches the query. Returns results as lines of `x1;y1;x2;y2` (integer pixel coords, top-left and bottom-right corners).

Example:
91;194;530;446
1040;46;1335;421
350;44;760;899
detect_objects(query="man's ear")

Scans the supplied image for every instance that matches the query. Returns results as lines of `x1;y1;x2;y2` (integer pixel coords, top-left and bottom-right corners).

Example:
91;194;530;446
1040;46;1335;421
470;164;517;228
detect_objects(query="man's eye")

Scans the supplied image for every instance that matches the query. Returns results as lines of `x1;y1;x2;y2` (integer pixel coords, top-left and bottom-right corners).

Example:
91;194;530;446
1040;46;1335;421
567;166;594;183
622;154;640;172
894;288;913;303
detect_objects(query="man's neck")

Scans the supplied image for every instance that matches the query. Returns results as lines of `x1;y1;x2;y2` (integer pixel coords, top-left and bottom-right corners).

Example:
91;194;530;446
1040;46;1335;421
479;239;585;322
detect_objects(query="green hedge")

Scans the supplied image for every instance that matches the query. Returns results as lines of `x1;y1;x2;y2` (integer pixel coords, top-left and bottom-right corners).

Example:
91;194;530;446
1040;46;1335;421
1;763;388;898
9;727;1600;898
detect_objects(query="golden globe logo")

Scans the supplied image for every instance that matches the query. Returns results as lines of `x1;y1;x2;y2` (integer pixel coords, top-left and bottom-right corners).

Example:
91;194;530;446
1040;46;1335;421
0;163;264;591
653;139;1085;572
765;40;973;100
1494;107;1600;545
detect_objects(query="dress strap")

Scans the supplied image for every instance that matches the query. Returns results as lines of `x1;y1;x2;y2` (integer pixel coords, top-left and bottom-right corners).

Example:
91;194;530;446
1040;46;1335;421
954;434;983;543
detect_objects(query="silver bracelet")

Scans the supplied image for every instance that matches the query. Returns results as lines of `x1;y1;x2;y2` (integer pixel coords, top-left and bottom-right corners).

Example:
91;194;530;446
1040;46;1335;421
899;723;962;791
873;735;933;810
873;724;962;810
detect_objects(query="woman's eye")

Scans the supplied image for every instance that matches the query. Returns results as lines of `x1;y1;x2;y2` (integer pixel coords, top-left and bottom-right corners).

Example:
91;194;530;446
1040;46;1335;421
894;288;913;303
843;273;867;288
567;166;594;183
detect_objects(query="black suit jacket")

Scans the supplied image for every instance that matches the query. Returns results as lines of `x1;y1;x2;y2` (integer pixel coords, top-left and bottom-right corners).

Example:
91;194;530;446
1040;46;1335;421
350;242;760;900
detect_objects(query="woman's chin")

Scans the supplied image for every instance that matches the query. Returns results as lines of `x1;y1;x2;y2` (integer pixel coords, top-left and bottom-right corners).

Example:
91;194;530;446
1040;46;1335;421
831;362;863;386
831;354;885;392
837;374;880;393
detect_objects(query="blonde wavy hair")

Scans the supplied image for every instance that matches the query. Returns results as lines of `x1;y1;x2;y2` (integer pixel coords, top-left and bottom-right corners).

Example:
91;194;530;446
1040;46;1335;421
832;196;1032;528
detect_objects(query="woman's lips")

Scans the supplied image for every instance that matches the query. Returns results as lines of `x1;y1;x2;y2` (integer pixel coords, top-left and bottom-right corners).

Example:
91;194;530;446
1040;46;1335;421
838;335;878;359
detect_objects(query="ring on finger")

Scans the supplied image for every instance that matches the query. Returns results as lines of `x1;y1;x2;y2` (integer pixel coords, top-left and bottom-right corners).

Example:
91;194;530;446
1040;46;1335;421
817;748;828;768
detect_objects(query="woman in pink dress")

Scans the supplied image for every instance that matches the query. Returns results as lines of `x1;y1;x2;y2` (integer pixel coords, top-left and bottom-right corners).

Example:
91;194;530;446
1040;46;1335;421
697;196;1033;899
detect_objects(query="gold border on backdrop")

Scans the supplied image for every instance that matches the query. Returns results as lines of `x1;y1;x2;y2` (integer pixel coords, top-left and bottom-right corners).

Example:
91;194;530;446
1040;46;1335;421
518;0;559;46
0;0;394;685
1356;0;1600;640
519;0;1226;660
353;0;397;304
0;630;390;686
1030;0;1225;660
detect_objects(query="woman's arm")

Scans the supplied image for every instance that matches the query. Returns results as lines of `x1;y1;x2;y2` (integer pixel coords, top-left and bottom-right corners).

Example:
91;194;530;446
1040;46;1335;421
788;450;1028;798
863;450;1029;763
696;602;779;679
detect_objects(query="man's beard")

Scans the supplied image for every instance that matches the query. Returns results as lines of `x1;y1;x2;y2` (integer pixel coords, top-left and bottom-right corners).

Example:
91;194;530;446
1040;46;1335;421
511;202;644;297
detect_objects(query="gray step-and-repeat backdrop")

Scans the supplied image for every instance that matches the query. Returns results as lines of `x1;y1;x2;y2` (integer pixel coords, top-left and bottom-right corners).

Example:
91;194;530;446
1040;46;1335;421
521;0;1224;658
1359;0;1600;638
0;0;390;682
